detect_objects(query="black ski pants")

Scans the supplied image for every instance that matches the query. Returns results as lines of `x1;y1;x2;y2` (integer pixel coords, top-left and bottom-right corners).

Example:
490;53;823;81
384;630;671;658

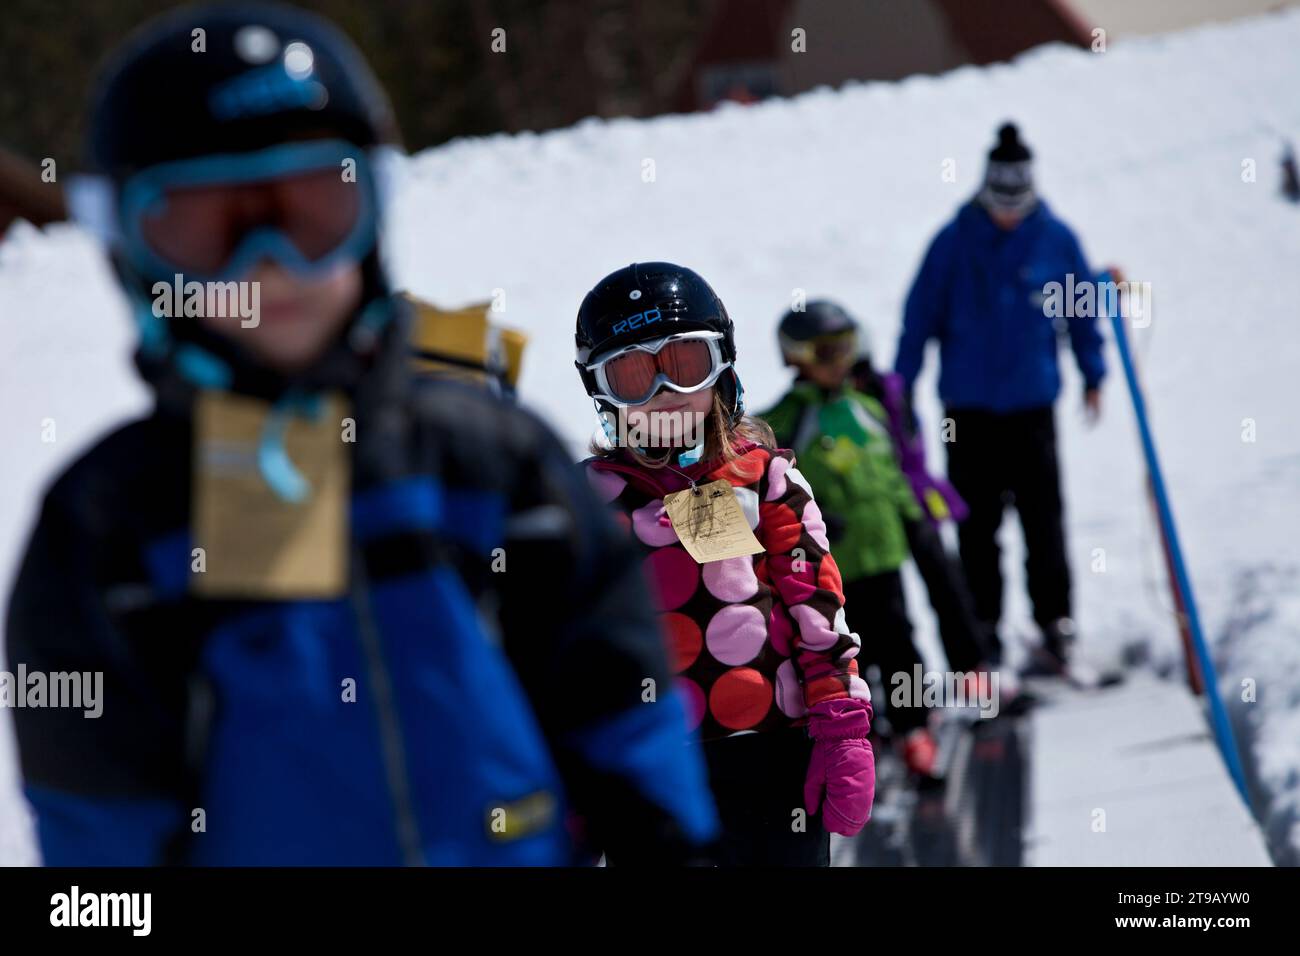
944;405;1072;634
904;517;993;670
841;570;928;736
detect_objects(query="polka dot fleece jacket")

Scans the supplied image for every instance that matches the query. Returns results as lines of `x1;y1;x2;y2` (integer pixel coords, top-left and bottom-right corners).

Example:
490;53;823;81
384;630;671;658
583;442;873;744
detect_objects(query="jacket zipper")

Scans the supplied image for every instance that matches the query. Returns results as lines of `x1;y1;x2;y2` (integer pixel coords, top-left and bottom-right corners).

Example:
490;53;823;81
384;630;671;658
350;546;426;865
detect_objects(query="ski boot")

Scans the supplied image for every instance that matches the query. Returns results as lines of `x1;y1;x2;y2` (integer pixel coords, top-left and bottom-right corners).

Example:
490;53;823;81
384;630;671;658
1021;616;1076;678
1022;618;1125;689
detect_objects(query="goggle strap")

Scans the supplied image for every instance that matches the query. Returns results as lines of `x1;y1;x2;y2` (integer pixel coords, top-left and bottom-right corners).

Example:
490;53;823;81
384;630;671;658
128;140;367;193
117;140;381;283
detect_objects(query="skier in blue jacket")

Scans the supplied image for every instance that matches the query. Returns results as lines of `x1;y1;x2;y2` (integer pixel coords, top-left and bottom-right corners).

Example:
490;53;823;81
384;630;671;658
894;123;1116;673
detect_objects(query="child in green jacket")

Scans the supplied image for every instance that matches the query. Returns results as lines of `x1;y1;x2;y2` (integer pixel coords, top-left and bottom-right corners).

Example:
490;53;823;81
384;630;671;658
761;302;940;778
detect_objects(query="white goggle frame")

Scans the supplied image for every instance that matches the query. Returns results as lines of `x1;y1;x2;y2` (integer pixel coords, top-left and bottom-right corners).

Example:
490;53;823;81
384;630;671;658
585;330;730;407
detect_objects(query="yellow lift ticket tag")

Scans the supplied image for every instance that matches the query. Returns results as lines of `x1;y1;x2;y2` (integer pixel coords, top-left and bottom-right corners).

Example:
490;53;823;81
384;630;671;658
663;479;765;564
191;390;350;599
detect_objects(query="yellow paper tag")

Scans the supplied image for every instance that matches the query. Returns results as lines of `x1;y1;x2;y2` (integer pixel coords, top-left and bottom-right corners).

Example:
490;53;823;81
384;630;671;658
192;390;350;599
663;479;765;564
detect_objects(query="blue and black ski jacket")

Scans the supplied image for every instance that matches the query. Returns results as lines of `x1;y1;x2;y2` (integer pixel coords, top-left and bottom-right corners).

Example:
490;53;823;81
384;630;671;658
5;302;718;865
894;200;1107;413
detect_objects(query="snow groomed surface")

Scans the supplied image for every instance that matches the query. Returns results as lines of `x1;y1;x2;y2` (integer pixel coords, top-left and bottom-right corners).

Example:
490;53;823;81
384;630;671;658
1025;674;1271;866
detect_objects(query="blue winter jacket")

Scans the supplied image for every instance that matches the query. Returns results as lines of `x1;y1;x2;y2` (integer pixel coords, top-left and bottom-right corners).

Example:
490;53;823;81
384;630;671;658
894;200;1106;412
6;303;719;866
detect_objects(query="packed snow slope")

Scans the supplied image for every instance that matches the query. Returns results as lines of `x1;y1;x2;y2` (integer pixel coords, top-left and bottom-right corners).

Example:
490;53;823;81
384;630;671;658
3;10;1299;864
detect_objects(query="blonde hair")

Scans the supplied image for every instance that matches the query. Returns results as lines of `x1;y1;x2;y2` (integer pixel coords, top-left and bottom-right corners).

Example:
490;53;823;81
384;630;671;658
590;389;775;469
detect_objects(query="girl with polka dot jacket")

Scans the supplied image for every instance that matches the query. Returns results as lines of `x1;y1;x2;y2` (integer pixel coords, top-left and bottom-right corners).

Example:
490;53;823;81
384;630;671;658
575;263;876;866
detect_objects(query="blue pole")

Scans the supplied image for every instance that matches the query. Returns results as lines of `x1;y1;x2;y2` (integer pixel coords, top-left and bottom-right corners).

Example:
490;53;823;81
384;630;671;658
1104;274;1251;805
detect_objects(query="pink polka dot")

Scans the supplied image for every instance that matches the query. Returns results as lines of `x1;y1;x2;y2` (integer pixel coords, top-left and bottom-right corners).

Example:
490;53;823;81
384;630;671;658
768;605;794;656
776;659;805;718
785;466;814;499
765;456;792;501
705;603;767;666
769;553;817;605
643;547;699;611
848;675;873;704
790;603;838;652
676;677;706;731
800;497;831;551
586;468;627;503
701;556;759;602
632;499;679;547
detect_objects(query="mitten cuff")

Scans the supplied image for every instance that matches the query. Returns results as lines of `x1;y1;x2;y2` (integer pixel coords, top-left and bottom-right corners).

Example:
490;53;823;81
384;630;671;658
806;697;872;741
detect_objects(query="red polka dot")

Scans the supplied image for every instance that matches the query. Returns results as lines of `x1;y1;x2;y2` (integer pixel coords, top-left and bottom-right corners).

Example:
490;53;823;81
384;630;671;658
613;511;632;535
760;502;802;553
662;612;702;672
754;556;771;586
643;547;699;611
817;554;844;602
709;667;773;730
711;448;769;486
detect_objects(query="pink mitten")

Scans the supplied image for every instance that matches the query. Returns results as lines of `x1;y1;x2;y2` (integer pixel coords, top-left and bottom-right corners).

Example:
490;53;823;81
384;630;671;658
803;698;876;836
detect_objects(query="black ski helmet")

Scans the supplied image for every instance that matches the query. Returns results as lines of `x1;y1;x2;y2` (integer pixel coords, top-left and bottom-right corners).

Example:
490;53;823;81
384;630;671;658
84;2;403;398
575;262;735;364
87;2;400;179
777;300;858;363
575;262;743;423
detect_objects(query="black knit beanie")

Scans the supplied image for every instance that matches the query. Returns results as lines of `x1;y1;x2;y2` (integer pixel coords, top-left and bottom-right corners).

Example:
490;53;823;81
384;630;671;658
980;122;1036;215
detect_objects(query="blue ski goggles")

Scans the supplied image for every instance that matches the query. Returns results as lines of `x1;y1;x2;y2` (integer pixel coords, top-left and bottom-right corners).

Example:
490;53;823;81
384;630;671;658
115;139;380;283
